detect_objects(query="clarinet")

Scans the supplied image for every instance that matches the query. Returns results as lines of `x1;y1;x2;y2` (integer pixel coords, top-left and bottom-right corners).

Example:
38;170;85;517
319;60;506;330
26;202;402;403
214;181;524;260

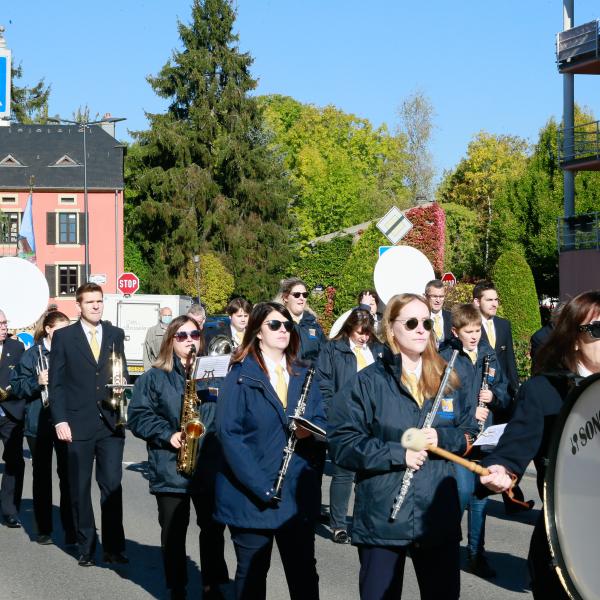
272;366;315;502
390;344;460;521
478;355;492;435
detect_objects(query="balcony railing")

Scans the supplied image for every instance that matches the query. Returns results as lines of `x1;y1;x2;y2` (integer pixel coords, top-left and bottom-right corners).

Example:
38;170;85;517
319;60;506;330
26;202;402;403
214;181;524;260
558;120;600;165
557;212;600;252
557;20;599;70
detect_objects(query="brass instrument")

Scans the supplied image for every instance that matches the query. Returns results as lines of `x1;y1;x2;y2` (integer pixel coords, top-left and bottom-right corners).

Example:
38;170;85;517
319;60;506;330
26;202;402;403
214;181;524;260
207;334;234;356
0;385;11;402
105;344;133;426
36;345;50;408
176;347;206;477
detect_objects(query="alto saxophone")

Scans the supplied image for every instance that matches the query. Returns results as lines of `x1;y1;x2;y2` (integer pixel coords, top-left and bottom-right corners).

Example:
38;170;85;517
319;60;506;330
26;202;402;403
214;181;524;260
176;347;206;477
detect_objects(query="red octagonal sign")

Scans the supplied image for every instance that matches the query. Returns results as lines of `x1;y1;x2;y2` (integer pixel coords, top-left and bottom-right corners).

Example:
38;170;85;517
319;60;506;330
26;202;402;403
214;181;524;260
117;272;140;295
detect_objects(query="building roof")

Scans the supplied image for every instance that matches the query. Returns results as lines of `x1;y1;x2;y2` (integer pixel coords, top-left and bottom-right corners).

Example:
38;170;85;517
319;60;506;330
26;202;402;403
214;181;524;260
0;124;125;190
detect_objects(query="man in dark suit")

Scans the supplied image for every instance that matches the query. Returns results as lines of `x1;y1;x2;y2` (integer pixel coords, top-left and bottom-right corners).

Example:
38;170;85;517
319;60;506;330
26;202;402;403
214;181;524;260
425;279;453;347
0;309;25;527
50;283;129;566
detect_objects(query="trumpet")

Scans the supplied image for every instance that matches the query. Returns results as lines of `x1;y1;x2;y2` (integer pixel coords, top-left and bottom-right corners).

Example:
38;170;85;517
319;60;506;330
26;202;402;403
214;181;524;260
105;344;133;426
36;345;50;408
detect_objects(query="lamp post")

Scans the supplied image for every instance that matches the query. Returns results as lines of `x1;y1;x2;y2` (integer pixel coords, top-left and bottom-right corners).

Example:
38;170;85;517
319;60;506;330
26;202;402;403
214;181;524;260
193;254;201;303
48;115;126;282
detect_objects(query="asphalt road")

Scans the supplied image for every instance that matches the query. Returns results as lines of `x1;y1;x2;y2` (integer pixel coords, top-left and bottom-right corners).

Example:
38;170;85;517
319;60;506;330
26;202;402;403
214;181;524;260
0;435;540;599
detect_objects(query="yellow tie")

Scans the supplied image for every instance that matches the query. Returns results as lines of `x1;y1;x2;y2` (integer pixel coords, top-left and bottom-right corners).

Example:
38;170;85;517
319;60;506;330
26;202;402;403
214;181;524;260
353;346;367;371
89;327;100;361
433;314;443;340
467;350;478;365
405;372;423;407
235;330;244;345
486;319;496;348
275;364;288;409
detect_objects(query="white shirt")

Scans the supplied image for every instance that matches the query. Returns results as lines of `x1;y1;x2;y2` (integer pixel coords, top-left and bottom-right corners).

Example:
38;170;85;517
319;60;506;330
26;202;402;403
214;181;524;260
0;342;5;416
81;320;103;348
349;340;375;368
263;354;289;392
577;362;594;378
404;357;423;381
230;326;244;347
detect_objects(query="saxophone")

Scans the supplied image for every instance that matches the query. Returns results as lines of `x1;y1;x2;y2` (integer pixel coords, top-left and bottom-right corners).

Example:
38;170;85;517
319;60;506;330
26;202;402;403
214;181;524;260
176;347;206;477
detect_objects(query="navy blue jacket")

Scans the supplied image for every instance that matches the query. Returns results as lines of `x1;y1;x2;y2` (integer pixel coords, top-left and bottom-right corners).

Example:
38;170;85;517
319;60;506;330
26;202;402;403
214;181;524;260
128;356;216;495
440;340;510;431
328;346;479;547
480;315;519;399
295;311;326;364
214;354;327;529
316;337;384;414
10;342;49;437
0;336;25;420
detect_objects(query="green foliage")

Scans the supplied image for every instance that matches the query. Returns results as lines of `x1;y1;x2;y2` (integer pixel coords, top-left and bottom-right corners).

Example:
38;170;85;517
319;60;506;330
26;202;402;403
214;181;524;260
181;253;234;314
514;338;532;381
444;282;475;311
10;62;51;124
123;238;151;292
492;247;540;342
125;0;293;301
261;94;409;247
441;203;480;279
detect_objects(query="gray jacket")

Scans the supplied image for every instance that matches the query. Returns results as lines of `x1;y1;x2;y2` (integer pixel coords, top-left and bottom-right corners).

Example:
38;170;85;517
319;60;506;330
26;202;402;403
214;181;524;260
143;323;168;371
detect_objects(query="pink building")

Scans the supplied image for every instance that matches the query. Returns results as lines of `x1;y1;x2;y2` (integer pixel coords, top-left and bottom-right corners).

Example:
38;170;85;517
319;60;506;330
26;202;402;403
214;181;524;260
0;123;125;318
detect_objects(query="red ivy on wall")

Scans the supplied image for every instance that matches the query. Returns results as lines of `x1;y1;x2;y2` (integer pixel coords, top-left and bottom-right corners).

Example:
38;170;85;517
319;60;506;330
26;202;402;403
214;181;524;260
403;203;445;275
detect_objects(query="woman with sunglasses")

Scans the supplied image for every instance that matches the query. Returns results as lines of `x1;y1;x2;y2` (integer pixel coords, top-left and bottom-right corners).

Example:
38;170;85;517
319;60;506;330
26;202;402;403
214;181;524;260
128;316;228;600
276;277;326;364
328;293;478;600
481;291;600;599
215;301;326;600
316;307;383;544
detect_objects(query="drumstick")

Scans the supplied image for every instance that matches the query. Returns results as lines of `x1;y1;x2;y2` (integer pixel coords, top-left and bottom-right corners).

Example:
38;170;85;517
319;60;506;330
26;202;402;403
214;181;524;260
401;428;490;476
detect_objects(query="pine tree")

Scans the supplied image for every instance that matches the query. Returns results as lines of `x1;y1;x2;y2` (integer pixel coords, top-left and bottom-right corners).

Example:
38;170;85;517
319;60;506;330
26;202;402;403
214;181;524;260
11;63;51;124
126;0;293;300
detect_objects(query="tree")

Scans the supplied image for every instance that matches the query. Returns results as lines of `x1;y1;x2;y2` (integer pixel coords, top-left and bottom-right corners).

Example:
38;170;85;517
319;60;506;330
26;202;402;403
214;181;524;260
181;253;234;314
126;0;293;301
10;62;50;124
397;90;435;203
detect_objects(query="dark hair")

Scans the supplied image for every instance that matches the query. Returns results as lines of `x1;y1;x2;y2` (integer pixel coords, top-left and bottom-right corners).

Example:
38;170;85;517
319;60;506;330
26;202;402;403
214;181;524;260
34;310;70;343
357;289;380;306
472;280;496;301
154;315;203;372
425;279;444;294
231;302;300;375
534;291;600;375
76;282;103;303
335;308;375;341
451;303;482;330
226;297;253;316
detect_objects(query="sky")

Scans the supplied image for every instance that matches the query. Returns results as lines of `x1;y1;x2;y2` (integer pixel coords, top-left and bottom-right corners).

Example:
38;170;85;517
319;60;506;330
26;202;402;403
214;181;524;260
3;0;599;178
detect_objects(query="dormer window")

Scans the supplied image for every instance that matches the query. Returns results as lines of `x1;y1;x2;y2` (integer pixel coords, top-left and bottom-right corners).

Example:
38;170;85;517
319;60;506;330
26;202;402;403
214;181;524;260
0;154;24;167
52;154;79;167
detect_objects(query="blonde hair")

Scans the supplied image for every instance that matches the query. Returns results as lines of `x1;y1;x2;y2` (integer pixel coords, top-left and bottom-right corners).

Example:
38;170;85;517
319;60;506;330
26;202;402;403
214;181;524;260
153;316;203;372
382;293;459;399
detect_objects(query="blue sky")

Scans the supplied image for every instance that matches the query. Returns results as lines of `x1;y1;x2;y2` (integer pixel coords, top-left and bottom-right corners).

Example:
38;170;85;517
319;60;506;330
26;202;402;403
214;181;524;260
3;0;599;177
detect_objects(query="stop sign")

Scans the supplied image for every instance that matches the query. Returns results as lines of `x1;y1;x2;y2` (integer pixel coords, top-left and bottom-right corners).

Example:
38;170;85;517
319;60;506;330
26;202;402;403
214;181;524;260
117;272;140;295
441;272;457;287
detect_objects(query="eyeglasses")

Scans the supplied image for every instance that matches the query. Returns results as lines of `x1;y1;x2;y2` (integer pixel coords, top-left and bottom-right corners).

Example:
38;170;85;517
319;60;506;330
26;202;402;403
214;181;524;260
0;321;8;328
173;330;202;342
290;291;309;299
426;294;445;300
578;321;600;339
394;317;434;331
264;319;293;332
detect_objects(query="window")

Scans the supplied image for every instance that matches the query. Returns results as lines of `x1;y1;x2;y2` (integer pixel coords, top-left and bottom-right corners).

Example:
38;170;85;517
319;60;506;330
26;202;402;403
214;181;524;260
0;154;24;167
0;213;21;244
59;196;76;205
1;196;17;205
58;265;79;296
58;213;78;244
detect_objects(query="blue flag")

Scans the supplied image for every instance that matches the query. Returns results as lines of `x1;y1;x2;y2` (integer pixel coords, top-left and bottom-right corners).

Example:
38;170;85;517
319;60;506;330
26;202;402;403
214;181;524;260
17;193;36;263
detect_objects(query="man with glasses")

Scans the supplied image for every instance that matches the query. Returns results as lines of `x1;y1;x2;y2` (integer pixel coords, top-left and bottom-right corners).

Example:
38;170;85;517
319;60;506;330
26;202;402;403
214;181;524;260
50;283;129;566
425;279;452;347
0;309;25;527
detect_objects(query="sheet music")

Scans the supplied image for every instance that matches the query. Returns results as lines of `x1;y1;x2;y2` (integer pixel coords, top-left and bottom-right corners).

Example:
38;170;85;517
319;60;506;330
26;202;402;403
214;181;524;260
290;416;327;442
193;355;231;380
473;423;507;447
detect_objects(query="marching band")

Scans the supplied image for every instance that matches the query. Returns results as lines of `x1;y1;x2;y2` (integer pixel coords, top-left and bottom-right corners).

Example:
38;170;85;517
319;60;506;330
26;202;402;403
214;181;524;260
0;261;597;600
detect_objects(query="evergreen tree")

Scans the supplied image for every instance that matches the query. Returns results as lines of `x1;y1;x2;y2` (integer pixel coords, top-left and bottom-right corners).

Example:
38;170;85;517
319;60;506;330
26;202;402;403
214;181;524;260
11;63;51;124
126;0;293;300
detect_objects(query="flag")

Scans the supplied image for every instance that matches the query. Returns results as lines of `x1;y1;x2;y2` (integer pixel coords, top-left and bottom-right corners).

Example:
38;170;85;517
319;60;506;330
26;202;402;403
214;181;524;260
17;192;36;263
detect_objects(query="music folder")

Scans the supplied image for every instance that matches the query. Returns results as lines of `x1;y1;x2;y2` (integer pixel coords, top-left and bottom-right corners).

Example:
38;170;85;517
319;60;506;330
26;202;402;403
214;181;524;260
193;355;231;380
290;416;326;442
473;423;507;448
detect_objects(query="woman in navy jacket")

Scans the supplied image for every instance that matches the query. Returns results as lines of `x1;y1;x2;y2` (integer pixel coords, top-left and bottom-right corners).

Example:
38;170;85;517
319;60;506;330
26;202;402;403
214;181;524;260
128;315;227;600
215;301;326;600
316;307;383;544
10;310;74;545
328;293;479;600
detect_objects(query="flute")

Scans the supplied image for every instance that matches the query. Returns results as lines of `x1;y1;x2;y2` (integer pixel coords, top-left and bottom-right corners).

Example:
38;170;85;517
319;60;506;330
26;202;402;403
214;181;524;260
478;355;491;435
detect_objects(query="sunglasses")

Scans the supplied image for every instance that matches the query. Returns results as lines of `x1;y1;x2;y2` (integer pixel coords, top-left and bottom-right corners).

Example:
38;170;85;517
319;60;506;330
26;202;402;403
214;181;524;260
173;330;202;342
264;319;294;332
578;321;600;339
290;291;309;299
394;317;434;331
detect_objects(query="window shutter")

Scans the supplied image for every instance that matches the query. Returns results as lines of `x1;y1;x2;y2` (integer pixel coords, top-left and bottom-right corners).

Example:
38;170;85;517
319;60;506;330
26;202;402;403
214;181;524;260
78;264;86;285
46;213;56;245
78;213;86;245
45;265;57;297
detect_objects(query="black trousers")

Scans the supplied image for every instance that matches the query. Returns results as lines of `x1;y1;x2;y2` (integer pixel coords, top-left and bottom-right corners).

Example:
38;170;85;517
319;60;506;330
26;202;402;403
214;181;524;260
229;517;319;600
155;492;229;593
26;409;75;539
0;414;25;518
67;421;125;556
357;541;460;600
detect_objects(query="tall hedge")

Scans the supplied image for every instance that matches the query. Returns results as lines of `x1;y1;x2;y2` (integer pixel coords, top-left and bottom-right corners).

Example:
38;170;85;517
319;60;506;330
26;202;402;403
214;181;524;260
492;246;540;341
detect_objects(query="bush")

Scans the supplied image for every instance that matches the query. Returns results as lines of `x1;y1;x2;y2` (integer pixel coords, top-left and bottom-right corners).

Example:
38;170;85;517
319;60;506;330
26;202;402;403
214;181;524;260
441;202;482;279
403;203;446;275
124;238;151;293
444;282;475;311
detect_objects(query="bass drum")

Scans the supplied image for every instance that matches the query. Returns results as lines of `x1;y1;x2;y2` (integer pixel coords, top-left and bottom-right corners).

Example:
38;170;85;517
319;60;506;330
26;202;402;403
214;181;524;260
544;373;600;600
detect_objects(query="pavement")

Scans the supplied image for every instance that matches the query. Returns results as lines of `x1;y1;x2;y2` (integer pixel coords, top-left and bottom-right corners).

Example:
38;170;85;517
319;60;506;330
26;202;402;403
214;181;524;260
0;435;540;599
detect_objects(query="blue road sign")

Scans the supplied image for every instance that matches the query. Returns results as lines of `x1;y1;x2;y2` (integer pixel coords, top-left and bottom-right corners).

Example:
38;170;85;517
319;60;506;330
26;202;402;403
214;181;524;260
0;50;10;118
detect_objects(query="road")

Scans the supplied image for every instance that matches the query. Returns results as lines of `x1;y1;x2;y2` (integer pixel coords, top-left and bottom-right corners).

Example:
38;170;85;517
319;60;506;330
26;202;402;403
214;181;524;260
0;435;539;599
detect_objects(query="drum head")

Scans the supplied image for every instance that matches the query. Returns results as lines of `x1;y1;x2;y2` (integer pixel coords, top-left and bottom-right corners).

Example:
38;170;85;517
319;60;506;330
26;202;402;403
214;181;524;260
544;373;600;600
